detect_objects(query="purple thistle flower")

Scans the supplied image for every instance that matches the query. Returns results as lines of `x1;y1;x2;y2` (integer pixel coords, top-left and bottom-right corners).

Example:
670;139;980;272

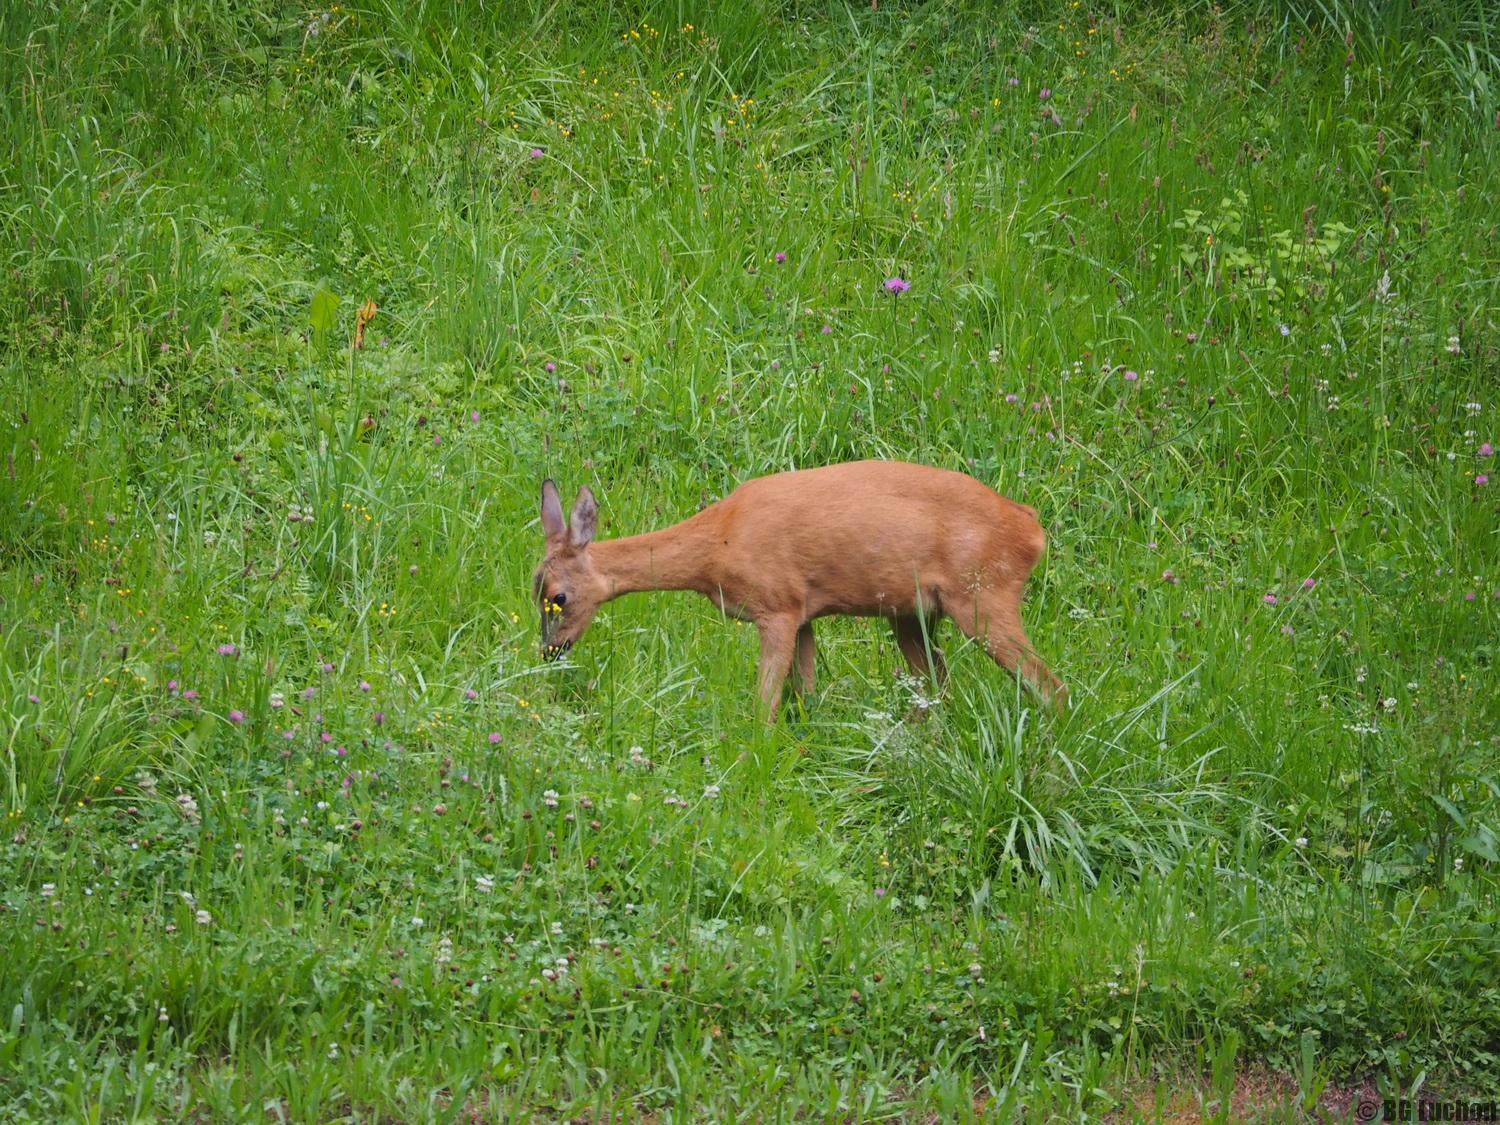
359;680;371;692
1007;76;1020;87
182;689;199;701
374;711;386;725
820;324;833;335
302;686;316;699
1124;369;1138;381
1479;442;1493;456
883;276;910;294
321;662;335;673
27;693;41;704
774;251;787;263
529;147;545;158
544;362;556;373
167;680;178;693
1302;578;1316;589
1478;474;1490;485
336;746;348;757
228;709;245;722
321;731;333;743
464;688;478;701
1039;88;1052;100
488;732;502;744
471;411;481;423
1263;593;1278;605
281;730;295;739
217;643;238;656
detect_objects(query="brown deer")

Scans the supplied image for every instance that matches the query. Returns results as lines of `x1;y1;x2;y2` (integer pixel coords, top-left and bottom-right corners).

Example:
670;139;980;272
534;460;1066;719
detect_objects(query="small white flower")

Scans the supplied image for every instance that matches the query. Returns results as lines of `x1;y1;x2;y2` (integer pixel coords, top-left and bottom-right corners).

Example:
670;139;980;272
269;691;285;709
195;909;211;926
1446;336;1462;355
549;920;563;935
411;916;424;927
474;874;495;894
542;789;559;808
1454;857;1464;872
703;784;721;799
41;883;55;897
1381;697;1397;710
1294;836;1308;848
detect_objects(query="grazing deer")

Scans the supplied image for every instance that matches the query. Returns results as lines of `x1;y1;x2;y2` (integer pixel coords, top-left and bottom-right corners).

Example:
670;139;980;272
534;460;1066;719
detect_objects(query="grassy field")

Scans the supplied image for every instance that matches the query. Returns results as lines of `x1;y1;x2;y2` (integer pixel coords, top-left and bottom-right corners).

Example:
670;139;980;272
2;0;1498;1119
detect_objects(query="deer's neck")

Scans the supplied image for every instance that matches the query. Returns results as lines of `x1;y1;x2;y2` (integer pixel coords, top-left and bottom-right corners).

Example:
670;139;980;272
592;513;718;599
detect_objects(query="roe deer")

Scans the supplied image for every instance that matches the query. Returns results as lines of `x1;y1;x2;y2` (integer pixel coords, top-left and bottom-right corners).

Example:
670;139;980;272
534;460;1066;719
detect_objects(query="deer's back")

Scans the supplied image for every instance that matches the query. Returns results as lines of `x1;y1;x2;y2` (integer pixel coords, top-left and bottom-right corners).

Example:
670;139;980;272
704;461;1045;618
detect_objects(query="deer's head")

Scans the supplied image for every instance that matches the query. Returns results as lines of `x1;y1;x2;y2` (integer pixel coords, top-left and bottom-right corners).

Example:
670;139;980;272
534;479;604;661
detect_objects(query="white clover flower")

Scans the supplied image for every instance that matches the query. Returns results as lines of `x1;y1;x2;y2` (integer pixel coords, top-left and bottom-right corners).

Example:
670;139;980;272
195;909;212;926
474;874;494;894
1294;836;1308;848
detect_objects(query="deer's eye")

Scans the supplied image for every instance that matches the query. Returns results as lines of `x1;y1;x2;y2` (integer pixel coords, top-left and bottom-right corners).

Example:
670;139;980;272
552;592;567;607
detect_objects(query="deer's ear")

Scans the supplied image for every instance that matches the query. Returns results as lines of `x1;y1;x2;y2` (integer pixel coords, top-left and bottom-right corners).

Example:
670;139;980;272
540;480;566;541
569;486;597;548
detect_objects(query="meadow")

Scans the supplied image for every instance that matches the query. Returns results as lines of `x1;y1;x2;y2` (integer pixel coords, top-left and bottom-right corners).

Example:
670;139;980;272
2;0;1498;1119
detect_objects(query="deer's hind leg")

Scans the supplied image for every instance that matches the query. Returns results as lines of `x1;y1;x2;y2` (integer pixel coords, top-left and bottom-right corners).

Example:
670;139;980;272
949;587;1067;710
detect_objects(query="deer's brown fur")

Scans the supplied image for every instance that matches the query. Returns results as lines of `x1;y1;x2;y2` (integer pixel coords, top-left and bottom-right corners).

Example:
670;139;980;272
534;460;1065;719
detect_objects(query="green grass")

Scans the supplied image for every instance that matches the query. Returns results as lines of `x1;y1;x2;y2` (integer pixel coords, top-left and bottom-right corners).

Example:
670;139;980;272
2;0;1498;1119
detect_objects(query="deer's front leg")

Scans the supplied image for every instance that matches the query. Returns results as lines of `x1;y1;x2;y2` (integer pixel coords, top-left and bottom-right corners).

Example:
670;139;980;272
789;622;816;698
754;616;799;722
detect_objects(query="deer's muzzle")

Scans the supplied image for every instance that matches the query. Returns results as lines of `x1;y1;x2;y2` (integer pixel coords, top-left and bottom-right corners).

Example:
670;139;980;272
541;640;573;662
